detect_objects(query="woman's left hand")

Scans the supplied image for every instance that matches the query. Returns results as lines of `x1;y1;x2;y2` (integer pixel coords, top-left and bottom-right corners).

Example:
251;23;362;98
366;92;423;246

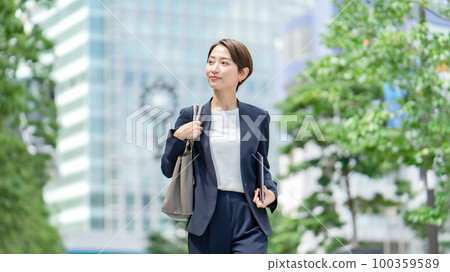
253;186;275;208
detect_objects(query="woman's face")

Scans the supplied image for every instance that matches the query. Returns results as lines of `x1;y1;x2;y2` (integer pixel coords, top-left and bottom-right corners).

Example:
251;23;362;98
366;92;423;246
206;45;242;92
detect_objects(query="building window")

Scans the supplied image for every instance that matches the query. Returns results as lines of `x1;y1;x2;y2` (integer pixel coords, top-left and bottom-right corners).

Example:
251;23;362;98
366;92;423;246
89;16;104;33
59;121;86;139
143;218;150;232
124;41;135;60
126;217;135;232
90;40;104;59
90;117;104;134
126;193;135;207
90;66;104;85
142;195;150;207
112;194;119;204
125;70;134;86
91;217;105;230
90;193;105;208
90;89;104;109
90;168;105;185
60;145;87;162
112;219;119;231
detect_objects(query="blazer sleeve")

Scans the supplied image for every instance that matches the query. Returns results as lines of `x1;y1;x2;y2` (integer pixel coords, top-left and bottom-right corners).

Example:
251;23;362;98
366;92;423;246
160;107;192;178
257;111;278;213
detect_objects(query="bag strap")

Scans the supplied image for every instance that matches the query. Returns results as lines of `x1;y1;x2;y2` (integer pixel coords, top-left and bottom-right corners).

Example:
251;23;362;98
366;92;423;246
192;104;203;122
191;105;203;145
185;105;203;150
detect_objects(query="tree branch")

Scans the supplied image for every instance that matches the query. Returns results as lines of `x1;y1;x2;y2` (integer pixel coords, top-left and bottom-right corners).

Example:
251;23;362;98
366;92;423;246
405;0;450;21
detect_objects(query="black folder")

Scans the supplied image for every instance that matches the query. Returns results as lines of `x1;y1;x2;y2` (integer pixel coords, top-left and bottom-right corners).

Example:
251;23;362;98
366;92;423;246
256;152;265;203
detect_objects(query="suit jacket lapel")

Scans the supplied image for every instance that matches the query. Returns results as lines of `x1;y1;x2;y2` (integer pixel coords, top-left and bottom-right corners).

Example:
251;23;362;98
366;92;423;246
238;99;254;191
199;97;212;161
237;98;250;150
197;98;218;187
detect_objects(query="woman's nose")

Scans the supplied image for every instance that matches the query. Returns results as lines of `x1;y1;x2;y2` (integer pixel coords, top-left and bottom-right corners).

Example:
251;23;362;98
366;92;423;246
212;64;219;73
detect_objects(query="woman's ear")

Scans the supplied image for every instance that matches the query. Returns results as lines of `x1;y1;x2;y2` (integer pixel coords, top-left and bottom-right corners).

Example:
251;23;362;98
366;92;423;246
240;67;249;81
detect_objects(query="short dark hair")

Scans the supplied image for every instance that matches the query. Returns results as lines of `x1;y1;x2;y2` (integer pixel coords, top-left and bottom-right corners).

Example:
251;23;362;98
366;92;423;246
207;39;253;92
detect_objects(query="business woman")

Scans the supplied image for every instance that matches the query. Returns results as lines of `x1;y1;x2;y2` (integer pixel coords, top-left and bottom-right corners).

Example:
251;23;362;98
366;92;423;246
161;39;277;254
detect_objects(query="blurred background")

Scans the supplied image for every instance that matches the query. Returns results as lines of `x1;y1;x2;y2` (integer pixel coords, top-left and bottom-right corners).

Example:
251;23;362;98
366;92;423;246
0;0;449;254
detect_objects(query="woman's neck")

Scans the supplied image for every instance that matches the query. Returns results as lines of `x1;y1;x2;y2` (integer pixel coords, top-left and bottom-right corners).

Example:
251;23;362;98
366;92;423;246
211;90;238;111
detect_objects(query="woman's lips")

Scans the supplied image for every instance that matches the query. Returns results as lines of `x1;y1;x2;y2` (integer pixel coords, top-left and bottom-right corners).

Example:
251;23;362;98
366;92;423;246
210;76;221;81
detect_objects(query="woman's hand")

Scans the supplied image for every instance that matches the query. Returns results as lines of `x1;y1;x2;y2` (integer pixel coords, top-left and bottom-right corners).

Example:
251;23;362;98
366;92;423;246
253;186;275;208
174;121;203;140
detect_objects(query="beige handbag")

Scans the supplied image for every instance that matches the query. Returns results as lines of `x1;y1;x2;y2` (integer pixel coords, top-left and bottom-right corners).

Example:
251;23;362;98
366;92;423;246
161;105;202;220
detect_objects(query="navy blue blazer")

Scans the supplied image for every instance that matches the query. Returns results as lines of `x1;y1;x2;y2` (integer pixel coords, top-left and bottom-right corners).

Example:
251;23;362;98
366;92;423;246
161;98;278;237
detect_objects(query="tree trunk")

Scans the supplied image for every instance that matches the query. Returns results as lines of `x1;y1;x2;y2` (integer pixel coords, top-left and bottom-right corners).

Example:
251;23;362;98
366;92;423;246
343;173;358;249
417;4;439;254
421;167;439;253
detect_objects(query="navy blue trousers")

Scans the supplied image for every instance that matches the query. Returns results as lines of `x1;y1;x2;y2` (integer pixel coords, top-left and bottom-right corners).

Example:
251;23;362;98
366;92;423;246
188;190;268;254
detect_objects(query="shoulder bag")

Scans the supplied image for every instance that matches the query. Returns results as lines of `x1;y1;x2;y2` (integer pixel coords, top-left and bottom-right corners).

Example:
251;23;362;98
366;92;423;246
161;105;202;220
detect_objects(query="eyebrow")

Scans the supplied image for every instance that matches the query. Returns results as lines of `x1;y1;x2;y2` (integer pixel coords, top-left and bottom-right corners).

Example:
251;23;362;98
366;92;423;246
208;56;232;61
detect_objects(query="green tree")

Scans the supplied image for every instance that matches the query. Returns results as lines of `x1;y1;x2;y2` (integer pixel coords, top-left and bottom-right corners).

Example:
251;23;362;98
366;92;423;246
267;208;303;253
0;0;62;253
283;139;407;252
278;0;449;253
147;221;188;254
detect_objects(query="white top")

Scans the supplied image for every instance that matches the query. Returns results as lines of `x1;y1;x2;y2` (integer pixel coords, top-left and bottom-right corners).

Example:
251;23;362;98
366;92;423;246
209;108;244;193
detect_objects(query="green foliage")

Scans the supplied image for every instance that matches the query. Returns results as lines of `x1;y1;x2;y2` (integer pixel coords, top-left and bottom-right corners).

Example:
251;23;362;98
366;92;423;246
323;236;349;254
439;240;450;253
297;188;347;253
268;210;303;254
395;179;416;198
147;221;188;254
350;193;402;214
406;179;450;226
0;0;62;253
277;0;449;253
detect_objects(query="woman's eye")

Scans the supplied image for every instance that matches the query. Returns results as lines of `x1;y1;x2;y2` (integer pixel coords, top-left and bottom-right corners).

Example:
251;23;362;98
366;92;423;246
222;62;228;65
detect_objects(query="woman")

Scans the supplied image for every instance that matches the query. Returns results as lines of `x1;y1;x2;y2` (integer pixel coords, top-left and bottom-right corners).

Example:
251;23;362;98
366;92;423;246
161;38;277;254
